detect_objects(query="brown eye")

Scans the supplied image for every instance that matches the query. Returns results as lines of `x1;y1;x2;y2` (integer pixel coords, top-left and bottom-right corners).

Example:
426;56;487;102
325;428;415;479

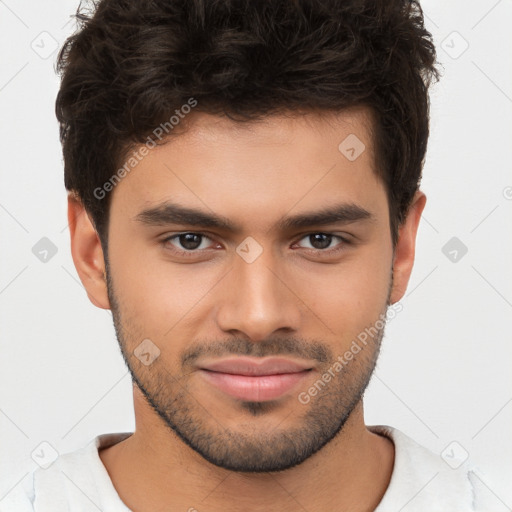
174;233;204;250
296;233;347;251
307;233;334;250
162;232;216;256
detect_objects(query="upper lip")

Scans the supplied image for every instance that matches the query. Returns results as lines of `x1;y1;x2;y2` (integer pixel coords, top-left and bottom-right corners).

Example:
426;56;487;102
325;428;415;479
198;356;314;376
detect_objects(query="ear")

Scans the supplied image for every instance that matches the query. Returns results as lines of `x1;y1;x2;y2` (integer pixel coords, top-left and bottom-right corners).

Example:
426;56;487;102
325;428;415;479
389;190;427;304
67;193;111;310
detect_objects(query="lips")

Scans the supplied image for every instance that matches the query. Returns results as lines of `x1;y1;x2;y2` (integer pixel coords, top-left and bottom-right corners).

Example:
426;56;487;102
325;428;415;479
198;356;313;402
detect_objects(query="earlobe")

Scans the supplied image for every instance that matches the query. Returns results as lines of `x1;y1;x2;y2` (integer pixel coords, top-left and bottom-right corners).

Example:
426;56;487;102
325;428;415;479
67;193;111;310
389;190;427;304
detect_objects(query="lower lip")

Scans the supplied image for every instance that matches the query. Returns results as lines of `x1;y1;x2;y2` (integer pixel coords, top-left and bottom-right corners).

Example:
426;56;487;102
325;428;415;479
199;369;311;402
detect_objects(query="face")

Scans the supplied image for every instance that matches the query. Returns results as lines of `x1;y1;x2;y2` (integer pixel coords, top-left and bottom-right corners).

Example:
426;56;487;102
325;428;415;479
87;109;411;472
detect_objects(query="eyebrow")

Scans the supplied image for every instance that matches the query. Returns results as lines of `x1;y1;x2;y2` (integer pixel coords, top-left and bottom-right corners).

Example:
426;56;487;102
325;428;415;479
134;200;374;233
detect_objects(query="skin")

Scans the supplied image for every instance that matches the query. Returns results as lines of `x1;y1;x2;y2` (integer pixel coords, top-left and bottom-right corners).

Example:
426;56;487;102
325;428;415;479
68;107;426;512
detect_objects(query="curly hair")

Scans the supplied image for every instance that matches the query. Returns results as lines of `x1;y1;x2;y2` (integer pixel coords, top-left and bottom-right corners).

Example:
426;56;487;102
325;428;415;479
55;0;440;248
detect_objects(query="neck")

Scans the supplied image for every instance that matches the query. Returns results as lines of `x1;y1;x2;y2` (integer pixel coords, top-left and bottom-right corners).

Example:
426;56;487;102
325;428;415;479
99;389;394;512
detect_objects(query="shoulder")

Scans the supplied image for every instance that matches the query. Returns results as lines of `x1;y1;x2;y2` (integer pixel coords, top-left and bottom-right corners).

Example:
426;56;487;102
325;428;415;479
1;433;133;512
0;472;36;512
369;425;503;512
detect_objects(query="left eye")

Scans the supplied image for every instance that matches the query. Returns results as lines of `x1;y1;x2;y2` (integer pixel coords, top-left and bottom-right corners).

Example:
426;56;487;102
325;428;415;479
295;233;345;251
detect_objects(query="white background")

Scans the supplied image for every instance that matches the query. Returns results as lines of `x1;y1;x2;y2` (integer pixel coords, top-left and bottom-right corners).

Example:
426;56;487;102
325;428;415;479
1;0;511;508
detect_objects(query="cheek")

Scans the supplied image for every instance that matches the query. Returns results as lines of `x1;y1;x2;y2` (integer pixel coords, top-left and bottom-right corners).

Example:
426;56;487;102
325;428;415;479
295;248;392;339
110;245;223;338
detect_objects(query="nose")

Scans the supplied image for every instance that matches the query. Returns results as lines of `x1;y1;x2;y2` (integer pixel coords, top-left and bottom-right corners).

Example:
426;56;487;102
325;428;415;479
216;248;302;342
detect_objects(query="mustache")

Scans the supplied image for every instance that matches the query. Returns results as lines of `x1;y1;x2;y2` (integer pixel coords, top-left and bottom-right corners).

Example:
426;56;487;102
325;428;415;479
181;336;332;367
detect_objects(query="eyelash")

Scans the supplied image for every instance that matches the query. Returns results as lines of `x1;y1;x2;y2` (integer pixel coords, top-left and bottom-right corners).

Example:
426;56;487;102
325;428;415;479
160;231;352;258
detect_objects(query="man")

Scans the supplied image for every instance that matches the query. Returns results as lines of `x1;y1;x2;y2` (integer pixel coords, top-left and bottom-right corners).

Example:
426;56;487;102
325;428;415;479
4;0;496;510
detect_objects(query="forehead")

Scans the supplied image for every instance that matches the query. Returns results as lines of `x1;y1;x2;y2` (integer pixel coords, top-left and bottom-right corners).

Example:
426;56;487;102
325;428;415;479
167;108;375;163
109;108;385;227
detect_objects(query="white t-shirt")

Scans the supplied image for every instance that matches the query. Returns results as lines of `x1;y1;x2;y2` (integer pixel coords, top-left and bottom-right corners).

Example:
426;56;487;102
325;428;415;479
1;425;500;511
